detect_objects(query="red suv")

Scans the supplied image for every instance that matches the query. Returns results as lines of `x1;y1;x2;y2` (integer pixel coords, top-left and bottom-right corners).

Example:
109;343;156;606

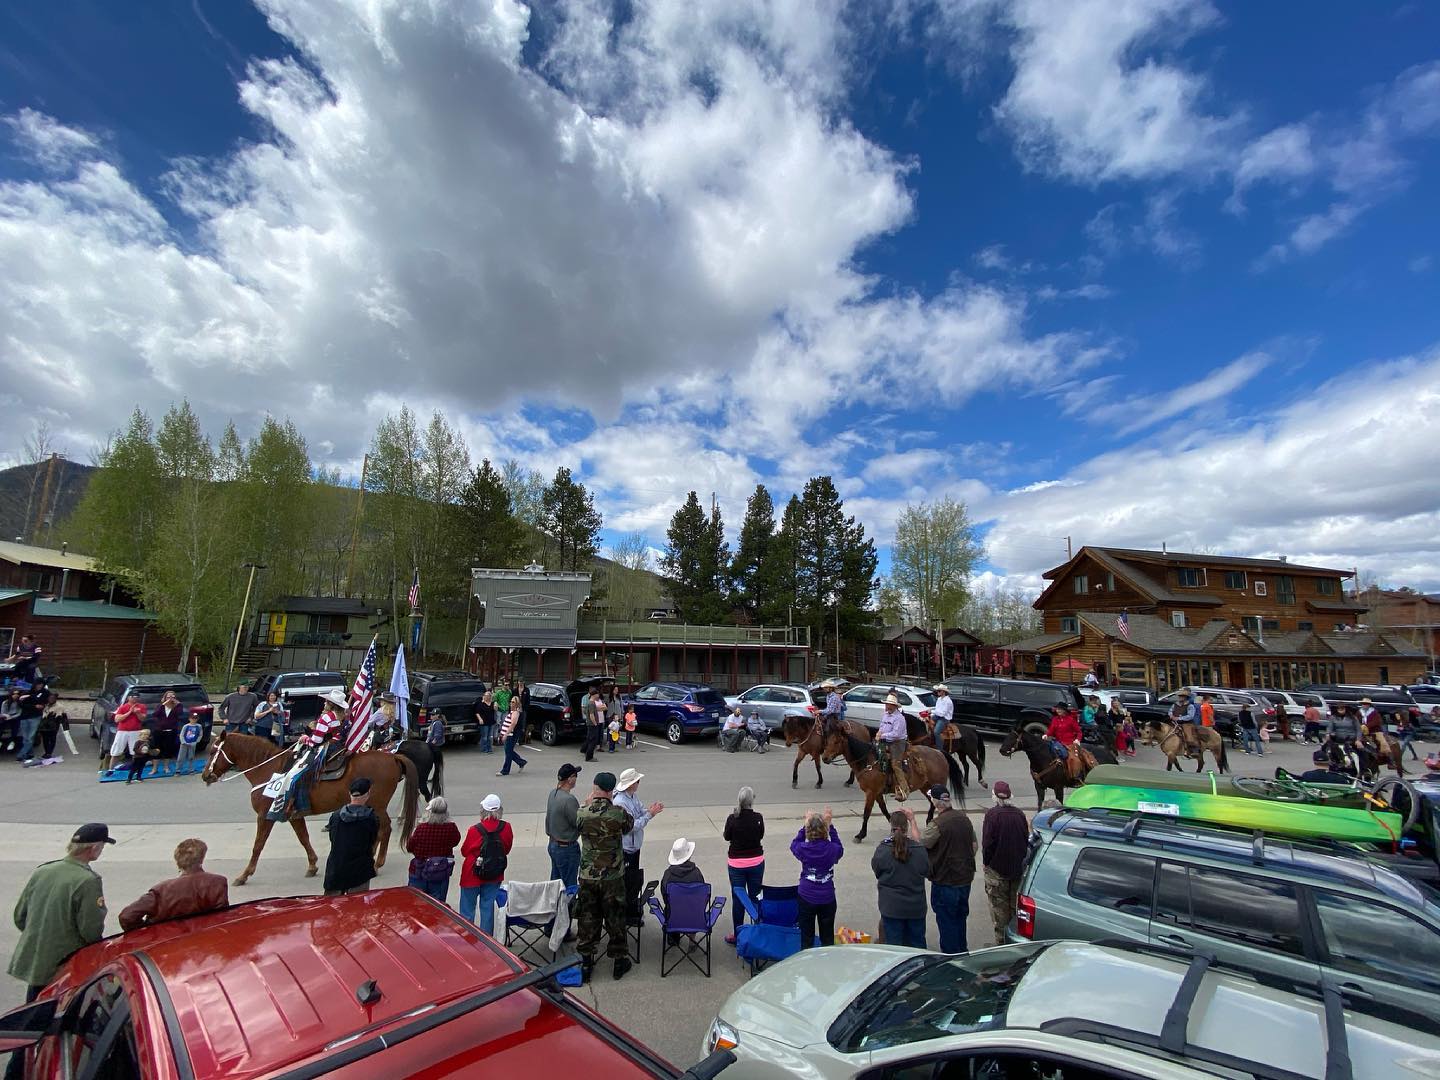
0;889;729;1079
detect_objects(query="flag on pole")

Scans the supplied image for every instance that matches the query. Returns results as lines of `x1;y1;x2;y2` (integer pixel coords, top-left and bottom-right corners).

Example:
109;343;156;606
345;637;379;754
390;642;410;736
407;568;421;612
1117;611;1131;641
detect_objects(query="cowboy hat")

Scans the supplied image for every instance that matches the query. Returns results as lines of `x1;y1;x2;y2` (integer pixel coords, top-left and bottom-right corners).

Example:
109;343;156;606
668;837;696;866
932;683;949;693
884;693;901;706
1360;697;1373;705
615;767;643;791
820;679;837;689
322;688;348;709
1176;689;1191;698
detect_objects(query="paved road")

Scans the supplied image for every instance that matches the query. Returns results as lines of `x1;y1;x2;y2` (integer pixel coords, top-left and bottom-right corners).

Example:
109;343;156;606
0;727;1336;1068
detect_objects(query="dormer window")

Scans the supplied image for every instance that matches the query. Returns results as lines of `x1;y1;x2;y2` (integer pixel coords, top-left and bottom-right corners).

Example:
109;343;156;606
1073;575;1088;594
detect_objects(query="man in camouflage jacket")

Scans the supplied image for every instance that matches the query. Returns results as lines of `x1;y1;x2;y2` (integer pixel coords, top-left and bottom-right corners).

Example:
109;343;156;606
575;770;635;982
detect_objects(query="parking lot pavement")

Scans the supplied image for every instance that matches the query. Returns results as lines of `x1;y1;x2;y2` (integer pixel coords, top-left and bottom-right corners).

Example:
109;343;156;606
0;729;1341;1067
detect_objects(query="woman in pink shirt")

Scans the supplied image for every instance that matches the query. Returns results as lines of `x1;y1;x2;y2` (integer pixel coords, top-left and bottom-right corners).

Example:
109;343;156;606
722;786;765;944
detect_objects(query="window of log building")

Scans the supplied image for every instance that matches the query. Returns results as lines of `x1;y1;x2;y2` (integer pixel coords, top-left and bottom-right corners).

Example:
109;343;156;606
1252;660;1344;688
1316;578;1336;596
1073;575;1088;594
1276;575;1296;605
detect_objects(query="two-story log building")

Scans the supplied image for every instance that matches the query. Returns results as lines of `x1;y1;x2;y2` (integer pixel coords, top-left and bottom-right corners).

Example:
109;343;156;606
1009;546;1427;691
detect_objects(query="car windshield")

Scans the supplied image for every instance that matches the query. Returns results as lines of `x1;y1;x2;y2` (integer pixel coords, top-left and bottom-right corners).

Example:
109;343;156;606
132;687;207;707
836;945;1046;1053
425;680;487;703
916;692;937;707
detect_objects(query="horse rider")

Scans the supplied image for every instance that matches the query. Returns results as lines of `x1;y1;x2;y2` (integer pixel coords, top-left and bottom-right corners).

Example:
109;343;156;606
284;688;347;816
931;683;954;748
1358;697;1391;757
1327;703;1363;750
1045;704;1079;762
368;693;398;751
875;693;910;800
1171;689;1200;755
818;679;845;734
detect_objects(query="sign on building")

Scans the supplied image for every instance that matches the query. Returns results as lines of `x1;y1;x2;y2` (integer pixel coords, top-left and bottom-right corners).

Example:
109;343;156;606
468;566;591;650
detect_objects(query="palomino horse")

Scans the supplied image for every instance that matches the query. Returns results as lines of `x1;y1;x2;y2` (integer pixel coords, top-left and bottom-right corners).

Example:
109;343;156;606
781;712;862;788
999;727;1114;810
202;731;419;885
1142;720;1229;774
820;726;963;841
918;718;988;788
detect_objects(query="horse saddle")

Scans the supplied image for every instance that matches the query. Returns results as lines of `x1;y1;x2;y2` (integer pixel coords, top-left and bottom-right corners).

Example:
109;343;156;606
318;750;351;782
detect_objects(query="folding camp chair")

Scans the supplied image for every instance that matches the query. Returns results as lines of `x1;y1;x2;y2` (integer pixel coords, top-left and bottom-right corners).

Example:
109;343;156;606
597;879;653;963
733;884;801;977
502;880;571;967
647;882;725;977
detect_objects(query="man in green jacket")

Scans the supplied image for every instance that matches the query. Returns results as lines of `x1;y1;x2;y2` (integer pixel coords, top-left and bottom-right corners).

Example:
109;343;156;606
10;823;113;999
575;771;634;984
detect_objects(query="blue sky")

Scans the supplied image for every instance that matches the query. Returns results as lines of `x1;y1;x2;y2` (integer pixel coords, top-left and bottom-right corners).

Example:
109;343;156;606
2;1;1439;593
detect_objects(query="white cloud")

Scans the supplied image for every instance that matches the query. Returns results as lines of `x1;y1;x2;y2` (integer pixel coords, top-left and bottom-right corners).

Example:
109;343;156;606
3;109;100;170
1076;350;1273;434
1227;122;1315;210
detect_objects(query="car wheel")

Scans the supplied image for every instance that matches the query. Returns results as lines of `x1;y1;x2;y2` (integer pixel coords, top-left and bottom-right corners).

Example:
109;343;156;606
89;707;102;740
666;718;685;744
541;719;559;746
1023;720;1048;741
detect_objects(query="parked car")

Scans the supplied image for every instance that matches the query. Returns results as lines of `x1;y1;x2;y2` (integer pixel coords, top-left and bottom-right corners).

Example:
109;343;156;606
406;670;487;743
530;680;579;745
249;668;346;735
0;890;703;1080
624;681;727;743
1012;804;1440;1023
1409;683;1440;705
1154;685;1276;739
839;683;935;731
704;937;1440;1079
1305;683;1420;723
724;683;817;730
1250;687;1325;736
89;675;214;754
1077;686;1158;714
944;675;1086;738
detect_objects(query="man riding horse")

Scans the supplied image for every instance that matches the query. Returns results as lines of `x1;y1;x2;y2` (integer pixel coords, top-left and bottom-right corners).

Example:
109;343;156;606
875;693;910;800
270;688;348;820
1172;689;1200;755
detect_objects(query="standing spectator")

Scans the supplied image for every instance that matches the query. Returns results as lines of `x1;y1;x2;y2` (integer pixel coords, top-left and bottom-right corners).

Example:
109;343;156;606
583;688;602;762
107;696;147;770
17;682;52;767
660;838;706;922
152;690;188;761
32;685;63;765
125;729;159;784
493;680;512;721
1302;700;1324;743
981;781;1028;945
219;680;259;735
323;778;379;896
594;689;609;756
475;688;496;754
575;771;634;983
546;763;583;888
873;809;929;948
8;824;111;1017
723;786;765;945
791;807;843;949
1198;694;1216;730
2;689;21;754
8;635;42;683
1398;711;1422;761
613;768;663;924
177;713;204;774
119;839;228;930
516;679;532;745
459;794;512;933
921;784;976;953
1238;703;1264;755
405;796;461;902
495;699;527;777
254;690;286;745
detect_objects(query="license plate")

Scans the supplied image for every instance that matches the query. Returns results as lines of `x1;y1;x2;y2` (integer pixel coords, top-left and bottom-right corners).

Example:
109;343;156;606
1137;801;1180;816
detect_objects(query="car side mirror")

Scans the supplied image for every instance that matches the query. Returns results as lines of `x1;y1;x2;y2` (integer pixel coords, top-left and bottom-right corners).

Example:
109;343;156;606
0;996;58;1052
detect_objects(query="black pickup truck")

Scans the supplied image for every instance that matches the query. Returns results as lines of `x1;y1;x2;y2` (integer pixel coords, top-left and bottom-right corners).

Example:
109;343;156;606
944;676;1087;738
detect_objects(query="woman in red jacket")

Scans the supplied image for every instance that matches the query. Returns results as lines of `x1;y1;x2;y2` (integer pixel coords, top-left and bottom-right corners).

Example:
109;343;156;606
1045;706;1081;758
459;794;512;935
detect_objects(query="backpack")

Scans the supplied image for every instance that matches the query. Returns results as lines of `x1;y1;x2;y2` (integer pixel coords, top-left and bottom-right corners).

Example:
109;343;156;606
473;822;507;880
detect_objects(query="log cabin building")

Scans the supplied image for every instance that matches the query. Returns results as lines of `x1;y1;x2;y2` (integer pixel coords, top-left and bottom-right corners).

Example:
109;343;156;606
1009;546;1428;691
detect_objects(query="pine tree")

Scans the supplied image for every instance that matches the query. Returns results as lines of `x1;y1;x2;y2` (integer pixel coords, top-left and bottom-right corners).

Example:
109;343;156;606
793;476;878;653
661;492;729;623
730;484;775;620
754;494;800;625
541;467;602;571
458;459;525;568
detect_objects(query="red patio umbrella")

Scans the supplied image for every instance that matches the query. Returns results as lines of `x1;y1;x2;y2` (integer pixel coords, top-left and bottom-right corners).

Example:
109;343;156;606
1053;657;1090;684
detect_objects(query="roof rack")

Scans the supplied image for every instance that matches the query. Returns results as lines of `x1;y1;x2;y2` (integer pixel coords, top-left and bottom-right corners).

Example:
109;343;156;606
1051;940;1353;1080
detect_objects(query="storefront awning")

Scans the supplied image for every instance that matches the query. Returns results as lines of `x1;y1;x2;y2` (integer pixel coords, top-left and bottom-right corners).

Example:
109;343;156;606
468;627;578;651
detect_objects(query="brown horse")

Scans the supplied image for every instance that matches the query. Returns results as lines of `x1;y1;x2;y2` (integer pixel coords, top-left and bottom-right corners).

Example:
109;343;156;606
1142;720;1229;774
821;726;963;841
781;713;862;788
202;731;419;886
998;727;1113;810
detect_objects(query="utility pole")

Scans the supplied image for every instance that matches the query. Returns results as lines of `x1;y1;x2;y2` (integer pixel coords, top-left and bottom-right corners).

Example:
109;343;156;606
1066;535;1073;560
30;453;58;545
938;614;945;681
227;562;265;684
345;454;369;595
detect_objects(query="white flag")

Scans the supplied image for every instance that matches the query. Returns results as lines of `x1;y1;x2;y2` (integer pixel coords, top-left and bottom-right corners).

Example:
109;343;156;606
390;643;411;735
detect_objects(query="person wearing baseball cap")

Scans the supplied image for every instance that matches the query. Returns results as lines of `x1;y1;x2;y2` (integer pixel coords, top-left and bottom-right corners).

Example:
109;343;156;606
921;782;976;953
323;777;377;896
9;824;112;1008
460;793;513;935
981;781;1028;945
575;769;636;983
547;764;584;888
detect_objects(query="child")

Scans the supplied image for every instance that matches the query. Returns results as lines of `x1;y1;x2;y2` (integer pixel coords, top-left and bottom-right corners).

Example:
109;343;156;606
127;728;160;784
177;715;204;773
607;715;621;753
1120;716;1138;757
624;706;637;750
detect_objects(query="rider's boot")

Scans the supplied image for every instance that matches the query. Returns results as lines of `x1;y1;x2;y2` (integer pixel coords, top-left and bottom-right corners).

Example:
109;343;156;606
892;761;909;801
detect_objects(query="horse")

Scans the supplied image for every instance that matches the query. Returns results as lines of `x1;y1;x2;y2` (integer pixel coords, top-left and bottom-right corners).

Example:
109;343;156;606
1141;720;1229;775
918;717;988;788
998;727;1111;810
820;726;963;841
781;712;860;788
202;731;419;886
1319;734;1400;782
393;738;445;799
1364;732;1405;779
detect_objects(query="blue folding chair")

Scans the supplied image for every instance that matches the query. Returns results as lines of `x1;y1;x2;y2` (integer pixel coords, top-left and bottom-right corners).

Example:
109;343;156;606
733;884;801;976
647;882;725;977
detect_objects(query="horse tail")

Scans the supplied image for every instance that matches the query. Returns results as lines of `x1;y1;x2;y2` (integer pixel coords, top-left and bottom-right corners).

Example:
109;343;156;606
946;750;966;805
1216;737;1230;775
396;753;419;846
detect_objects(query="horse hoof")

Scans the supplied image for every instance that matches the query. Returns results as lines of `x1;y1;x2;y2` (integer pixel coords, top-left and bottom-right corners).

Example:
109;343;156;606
791;781;797;789
815;781;823;789
853;833;866;842
234;875;250;886
304;866;317;878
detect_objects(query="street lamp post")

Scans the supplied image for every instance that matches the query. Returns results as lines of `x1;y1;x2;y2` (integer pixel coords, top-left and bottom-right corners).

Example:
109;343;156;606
227;562;266;685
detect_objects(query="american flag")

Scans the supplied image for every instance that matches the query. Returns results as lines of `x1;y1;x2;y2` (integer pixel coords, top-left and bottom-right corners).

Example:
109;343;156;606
407;568;421;612
344;637;379;753
1117;611;1131;641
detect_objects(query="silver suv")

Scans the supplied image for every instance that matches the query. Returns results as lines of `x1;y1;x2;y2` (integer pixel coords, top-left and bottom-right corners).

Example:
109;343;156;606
1013;806;1440;1024
840;683;935;731
1158;685;1277;737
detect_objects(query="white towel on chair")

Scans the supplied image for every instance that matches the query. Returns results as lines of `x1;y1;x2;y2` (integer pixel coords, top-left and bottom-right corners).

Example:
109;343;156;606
501;878;571;953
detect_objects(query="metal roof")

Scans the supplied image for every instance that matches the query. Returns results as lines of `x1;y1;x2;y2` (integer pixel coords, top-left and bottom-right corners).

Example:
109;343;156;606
29;597;154;621
1095;546;1353;575
0;540;98;572
469;626;578;650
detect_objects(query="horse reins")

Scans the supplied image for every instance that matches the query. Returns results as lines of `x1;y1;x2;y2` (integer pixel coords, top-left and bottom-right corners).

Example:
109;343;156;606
207;739;291;787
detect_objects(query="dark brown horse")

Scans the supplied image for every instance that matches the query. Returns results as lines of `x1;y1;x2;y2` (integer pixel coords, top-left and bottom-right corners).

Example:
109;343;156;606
821;726;963;841
917;717;988;788
782;712;862;788
202;731;419;886
999;727;1114;810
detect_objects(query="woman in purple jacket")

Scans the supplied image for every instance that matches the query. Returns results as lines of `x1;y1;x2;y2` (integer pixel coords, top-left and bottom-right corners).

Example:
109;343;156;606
791;807;844;948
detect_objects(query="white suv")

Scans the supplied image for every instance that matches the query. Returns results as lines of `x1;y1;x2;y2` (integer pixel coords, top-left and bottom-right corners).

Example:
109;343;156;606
840;683;935;731
705;939;1440;1079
